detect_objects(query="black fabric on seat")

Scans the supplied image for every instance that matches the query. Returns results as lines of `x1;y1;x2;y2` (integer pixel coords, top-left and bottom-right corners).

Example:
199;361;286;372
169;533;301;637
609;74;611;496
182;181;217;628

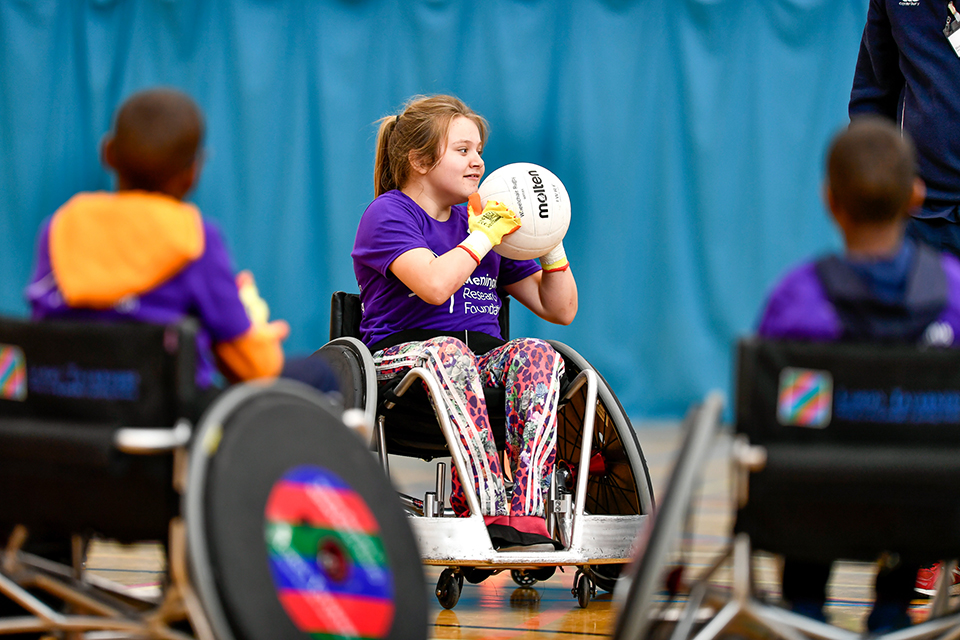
734;338;960;565
329;291;511;459
377;378;507;458
0;318;200;543
0;317;200;425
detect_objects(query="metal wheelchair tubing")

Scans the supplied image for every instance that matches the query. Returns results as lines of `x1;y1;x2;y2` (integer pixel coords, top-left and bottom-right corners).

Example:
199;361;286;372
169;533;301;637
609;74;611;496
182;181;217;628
388;366;485;518
113;417;193;454
389;365;599;540
565;369;598;550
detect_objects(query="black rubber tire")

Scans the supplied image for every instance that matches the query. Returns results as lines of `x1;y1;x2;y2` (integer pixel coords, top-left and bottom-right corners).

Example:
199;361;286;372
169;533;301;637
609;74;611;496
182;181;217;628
436;568;461;610
576;573;592;609
591;563;623;593
511;569;538;587
549;341;656;597
186;381;427;640
549;340;655;517
461;567;494;584
529;566;557;582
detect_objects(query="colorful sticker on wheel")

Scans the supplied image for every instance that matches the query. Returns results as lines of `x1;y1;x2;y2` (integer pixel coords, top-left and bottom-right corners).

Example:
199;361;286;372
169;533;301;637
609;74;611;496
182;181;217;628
777;367;832;428
265;465;395;639
0;345;26;401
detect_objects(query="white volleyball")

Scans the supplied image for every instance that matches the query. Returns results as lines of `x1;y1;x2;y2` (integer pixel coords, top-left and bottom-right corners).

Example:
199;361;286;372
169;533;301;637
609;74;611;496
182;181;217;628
478;162;571;261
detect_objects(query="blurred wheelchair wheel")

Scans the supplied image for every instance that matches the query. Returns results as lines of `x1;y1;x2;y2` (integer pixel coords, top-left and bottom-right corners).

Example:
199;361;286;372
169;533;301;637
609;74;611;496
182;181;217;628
185;381;427;640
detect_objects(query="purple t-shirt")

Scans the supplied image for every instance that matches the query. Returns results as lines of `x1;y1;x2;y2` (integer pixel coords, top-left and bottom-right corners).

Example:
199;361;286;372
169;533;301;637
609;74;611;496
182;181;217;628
352;190;541;347
757;248;960;346
26;217;251;388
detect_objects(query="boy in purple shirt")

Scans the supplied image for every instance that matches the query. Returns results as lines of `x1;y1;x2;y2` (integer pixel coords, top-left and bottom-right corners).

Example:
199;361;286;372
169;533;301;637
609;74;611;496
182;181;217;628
25;88;336;395
757;116;960;631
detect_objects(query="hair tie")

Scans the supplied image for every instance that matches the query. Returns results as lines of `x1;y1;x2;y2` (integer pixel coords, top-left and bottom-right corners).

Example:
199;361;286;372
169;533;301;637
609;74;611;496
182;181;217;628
395;115;400;126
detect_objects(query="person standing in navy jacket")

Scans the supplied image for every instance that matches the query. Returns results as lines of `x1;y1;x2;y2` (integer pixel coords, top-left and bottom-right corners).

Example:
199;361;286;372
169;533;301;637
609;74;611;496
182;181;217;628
850;0;960;257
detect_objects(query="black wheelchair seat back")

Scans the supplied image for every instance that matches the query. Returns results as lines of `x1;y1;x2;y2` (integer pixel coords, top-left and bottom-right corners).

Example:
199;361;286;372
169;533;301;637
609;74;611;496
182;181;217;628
0;317;201;543
734;337;960;564
0;316;201;425
0;316;432;638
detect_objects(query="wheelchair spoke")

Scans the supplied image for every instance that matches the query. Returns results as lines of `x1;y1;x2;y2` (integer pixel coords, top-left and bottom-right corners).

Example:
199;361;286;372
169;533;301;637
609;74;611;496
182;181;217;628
588;470;639;515
556;382;644;517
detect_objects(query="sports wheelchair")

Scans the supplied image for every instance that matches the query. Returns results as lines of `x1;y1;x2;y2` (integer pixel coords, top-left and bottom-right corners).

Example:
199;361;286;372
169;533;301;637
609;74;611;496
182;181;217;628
614;339;960;640
0;316;427;639
314;291;656;609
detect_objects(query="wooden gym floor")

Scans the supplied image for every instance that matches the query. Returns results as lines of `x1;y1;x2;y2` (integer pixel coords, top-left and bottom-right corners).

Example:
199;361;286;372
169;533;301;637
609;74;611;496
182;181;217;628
85;421;935;639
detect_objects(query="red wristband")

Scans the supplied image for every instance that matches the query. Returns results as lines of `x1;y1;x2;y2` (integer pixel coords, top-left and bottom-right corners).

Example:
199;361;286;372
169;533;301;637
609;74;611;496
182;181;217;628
457;244;482;265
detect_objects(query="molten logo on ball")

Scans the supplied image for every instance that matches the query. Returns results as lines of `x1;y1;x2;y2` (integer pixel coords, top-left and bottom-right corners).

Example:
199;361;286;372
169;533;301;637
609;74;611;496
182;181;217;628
478;162;571;261
528;169;551;219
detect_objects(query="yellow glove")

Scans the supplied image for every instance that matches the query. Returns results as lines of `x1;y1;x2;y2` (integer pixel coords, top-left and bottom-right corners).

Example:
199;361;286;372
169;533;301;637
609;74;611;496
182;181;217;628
458;193;522;264
236;270;270;326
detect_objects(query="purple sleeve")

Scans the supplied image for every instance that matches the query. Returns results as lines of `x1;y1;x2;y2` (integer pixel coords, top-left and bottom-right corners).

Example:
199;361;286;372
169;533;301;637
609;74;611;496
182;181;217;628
25;219;54;320
498;255;542;286
937;254;960;345
352;196;429;277
849;0;903;120
757;263;843;341
185;223;251;343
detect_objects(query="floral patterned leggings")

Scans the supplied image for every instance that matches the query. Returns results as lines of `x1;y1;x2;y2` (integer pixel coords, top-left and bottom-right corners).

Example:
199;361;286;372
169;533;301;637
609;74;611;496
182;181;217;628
373;336;565;517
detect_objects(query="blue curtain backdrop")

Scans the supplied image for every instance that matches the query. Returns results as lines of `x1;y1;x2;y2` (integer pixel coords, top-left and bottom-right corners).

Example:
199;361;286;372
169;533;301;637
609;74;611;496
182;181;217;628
0;0;866;418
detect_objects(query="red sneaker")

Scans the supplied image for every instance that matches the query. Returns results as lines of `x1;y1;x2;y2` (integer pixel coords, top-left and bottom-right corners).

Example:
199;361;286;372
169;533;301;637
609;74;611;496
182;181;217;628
916;563;960;597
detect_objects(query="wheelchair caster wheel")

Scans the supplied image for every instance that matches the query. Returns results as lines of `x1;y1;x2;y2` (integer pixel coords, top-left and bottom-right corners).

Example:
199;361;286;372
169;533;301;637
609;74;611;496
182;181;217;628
462;566;494;584
573;571;595;608
436;568;462;609
590;563;623;593
511;569;538;587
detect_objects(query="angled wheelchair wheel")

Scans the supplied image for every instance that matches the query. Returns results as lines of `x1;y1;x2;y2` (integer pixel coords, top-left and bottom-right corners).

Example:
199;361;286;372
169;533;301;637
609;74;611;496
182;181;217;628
313;337;377;420
613;393;724;640
549;341;655;518
549;341;655;593
185;380;427;640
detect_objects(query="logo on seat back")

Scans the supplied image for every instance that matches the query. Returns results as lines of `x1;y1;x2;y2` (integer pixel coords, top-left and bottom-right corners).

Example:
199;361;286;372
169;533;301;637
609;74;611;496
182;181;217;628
28;364;140;401
777;367;833;428
0;345;27;401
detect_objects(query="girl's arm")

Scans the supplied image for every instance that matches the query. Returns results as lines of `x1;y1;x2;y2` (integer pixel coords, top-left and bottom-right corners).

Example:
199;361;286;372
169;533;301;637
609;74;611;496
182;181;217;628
389;246;479;306
504;267;578;325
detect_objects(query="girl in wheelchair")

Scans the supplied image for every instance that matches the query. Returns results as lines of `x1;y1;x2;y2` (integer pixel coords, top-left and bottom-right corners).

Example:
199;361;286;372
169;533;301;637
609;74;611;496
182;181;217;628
351;94;578;549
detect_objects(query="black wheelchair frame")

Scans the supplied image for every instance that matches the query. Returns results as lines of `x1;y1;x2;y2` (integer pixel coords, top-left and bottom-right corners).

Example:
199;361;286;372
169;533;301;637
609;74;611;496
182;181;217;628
614;338;960;640
316;291;656;609
0;316;427;640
